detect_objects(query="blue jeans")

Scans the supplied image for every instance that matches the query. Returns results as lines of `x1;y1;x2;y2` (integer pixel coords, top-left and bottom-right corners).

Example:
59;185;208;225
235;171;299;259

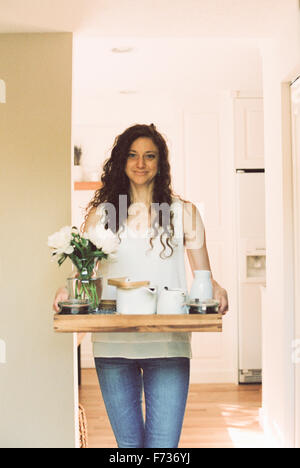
94;357;190;448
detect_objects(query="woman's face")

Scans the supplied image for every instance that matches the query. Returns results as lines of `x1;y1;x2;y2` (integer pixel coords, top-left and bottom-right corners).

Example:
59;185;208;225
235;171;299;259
125;137;159;186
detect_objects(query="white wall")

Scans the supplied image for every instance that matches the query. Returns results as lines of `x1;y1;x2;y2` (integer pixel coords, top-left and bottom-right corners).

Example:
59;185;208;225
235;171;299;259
72;37;263;383
259;1;300;447
0;33;77;448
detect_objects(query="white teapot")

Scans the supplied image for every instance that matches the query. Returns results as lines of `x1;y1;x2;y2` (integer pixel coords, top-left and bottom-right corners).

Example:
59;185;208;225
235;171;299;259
107;277;157;315
108;277;157;315
157;286;187;315
117;286;157;315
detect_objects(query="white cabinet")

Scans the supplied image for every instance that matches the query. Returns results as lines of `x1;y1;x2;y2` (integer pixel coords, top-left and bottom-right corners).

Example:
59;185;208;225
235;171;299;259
234;97;264;169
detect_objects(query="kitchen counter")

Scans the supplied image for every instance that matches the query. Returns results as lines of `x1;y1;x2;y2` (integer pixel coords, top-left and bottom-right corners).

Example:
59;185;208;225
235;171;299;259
54;313;222;333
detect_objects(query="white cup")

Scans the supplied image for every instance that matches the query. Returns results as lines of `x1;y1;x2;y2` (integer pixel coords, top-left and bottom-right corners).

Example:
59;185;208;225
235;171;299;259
156;287;187;315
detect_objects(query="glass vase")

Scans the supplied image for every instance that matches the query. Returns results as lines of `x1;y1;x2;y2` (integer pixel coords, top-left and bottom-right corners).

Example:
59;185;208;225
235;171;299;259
67;273;103;313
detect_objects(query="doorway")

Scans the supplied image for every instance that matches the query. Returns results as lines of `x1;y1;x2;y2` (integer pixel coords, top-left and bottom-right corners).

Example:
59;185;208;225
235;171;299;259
72;34;265;447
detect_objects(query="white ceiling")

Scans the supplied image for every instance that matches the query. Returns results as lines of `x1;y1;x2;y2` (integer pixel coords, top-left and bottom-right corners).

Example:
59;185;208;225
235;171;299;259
0;0;294;37
2;0;297;97
73;37;263;97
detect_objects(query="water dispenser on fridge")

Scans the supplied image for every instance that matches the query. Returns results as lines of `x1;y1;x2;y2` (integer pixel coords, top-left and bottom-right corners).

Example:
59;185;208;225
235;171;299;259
236;170;266;384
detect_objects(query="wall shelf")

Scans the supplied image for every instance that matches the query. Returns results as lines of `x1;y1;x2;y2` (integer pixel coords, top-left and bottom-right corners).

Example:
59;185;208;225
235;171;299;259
74;181;101;191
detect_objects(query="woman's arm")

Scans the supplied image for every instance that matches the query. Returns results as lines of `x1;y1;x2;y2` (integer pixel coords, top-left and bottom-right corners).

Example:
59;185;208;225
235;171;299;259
81;206;99;233
186;237;229;315
183;202;229;315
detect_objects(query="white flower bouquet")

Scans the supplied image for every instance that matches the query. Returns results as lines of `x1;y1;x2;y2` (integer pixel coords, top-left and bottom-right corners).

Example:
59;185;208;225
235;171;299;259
48;225;118;311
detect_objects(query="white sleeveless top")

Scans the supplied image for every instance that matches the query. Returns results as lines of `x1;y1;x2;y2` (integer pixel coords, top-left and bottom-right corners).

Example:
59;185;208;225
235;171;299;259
92;198;192;359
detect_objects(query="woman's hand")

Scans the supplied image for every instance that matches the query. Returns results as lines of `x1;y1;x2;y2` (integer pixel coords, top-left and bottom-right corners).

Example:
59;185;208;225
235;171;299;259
212;281;229;315
53;287;69;313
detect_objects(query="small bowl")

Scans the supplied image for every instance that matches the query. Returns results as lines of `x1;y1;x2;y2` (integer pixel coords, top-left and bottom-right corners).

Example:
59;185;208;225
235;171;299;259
187;299;220;314
93;300;117;315
58;299;91;315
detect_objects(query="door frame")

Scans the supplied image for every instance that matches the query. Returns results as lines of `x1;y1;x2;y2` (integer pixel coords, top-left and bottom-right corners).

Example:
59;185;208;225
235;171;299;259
281;67;300;448
289;74;300;448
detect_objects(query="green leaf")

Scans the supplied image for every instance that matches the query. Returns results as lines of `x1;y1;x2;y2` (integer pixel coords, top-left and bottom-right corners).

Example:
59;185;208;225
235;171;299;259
71;238;84;255
58;254;67;266
69;254;81;271
81;238;89;248
87;251;106;258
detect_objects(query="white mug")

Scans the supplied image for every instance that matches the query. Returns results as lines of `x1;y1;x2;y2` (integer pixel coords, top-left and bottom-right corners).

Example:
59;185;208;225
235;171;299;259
157;287;187;315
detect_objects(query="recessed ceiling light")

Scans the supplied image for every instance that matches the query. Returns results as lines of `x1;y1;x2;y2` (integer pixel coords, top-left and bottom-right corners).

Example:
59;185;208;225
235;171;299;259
111;47;134;54
119;90;137;95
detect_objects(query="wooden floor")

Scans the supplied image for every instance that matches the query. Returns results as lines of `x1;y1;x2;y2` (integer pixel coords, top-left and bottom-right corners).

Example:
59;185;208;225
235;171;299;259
79;368;267;448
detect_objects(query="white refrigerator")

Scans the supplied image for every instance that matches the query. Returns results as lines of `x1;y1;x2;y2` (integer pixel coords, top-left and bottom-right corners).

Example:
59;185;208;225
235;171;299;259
236;170;266;384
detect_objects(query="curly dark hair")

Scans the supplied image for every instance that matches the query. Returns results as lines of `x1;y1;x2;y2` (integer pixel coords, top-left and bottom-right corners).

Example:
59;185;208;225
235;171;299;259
83;123;181;258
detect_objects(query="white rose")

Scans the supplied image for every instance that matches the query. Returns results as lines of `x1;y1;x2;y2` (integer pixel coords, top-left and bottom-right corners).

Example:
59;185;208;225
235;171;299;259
48;226;74;255
87;224;119;255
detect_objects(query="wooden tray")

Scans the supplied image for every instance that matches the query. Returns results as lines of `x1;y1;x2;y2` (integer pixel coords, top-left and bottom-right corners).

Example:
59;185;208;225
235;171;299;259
53;313;222;333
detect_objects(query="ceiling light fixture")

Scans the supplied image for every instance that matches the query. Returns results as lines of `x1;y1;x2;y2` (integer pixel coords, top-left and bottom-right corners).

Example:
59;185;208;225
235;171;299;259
119;90;137;95
111;47;134;54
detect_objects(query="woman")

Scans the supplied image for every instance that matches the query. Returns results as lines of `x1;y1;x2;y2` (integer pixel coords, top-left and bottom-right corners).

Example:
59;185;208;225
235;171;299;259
53;123;228;448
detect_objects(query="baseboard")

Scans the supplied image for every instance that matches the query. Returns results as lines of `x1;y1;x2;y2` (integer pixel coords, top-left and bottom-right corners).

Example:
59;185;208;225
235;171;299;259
190;367;236;384
258;407;285;448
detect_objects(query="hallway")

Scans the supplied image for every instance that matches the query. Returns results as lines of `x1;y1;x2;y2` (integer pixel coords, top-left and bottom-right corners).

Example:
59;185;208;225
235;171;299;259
79;369;268;448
